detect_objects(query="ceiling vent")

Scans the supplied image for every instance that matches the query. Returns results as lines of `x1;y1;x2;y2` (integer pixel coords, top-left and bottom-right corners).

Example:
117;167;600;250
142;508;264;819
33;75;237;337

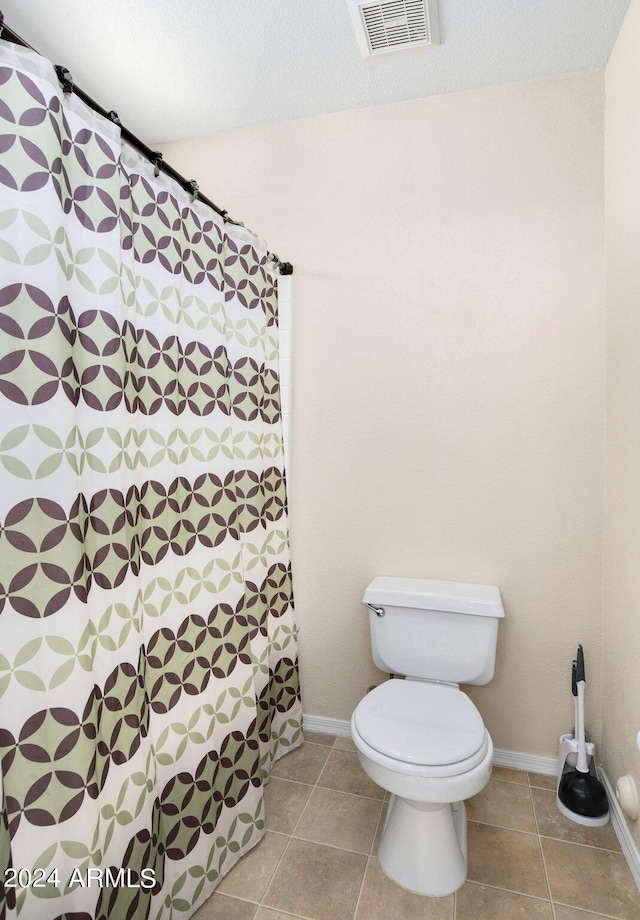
346;0;440;59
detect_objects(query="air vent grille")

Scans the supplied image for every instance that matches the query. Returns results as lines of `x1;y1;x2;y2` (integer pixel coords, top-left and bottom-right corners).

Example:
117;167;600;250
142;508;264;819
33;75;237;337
346;0;440;58
362;0;429;53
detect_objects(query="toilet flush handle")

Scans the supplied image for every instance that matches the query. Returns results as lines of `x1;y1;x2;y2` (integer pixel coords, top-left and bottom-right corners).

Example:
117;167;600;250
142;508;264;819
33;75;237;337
365;603;385;617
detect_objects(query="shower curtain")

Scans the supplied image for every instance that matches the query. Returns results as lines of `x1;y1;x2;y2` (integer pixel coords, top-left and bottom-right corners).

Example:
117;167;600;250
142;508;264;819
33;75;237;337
0;40;301;920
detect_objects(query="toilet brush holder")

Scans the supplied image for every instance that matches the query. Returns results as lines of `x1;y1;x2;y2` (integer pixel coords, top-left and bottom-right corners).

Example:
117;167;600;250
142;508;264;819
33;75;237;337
557;733;594;785
556;733;609;827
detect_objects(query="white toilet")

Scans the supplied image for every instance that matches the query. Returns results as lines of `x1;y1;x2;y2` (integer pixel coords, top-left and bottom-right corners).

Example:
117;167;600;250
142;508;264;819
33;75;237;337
351;576;505;897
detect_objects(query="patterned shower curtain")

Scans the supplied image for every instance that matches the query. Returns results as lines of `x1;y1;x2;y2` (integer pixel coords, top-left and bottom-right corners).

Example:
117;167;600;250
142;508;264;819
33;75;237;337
0;40;301;920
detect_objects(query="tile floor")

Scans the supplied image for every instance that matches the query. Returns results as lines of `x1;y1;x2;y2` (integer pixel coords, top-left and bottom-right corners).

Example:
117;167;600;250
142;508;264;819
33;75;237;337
193;733;640;920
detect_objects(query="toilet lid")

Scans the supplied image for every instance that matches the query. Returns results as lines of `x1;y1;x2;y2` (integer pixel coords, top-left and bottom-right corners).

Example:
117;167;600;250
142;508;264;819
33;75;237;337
353;680;485;766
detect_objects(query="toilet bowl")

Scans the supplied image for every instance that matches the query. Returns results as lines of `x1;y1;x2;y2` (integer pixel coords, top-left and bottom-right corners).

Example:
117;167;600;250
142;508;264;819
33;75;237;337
351;678;493;896
353;576;505;897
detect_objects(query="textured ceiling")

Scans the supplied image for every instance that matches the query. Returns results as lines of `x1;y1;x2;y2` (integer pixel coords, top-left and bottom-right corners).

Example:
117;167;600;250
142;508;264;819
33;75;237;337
0;0;631;143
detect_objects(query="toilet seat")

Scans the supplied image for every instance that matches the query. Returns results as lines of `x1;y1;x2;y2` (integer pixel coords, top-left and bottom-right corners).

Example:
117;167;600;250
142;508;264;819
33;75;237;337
352;680;488;777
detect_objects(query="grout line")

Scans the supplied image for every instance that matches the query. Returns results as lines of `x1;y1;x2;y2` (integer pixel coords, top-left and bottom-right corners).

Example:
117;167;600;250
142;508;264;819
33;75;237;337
528;776;558;791
537;833;623;854
468;818;540;837
262;741;327;915
253;909;301;920
315;785;385;804
287;757;384;854
212;891;259;906
491;774;531;786
272;773;385;803
289;786;313;840
467;817;623;856
490;777;530;787
370;801;385;857
465;879;556;903
257;829;294;913
291;831;379;858
263;911;309;920
530;775;557;920
552;901;627;920
252;831;291;912
351;852;370;920
270;774;316;789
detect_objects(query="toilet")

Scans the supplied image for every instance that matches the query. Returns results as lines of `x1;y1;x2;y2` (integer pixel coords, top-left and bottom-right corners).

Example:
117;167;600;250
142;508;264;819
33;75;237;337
351;576;505;897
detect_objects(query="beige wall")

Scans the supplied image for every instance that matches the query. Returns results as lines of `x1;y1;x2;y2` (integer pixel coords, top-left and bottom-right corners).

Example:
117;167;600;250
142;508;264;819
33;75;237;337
604;0;640;846
163;71;606;756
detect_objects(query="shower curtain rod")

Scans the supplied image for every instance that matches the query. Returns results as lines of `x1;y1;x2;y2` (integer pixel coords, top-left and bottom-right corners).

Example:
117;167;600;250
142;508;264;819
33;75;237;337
0;13;294;275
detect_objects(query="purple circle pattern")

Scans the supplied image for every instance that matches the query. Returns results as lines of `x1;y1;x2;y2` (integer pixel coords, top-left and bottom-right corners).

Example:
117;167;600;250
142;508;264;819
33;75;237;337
0;470;287;618
0;285;281;420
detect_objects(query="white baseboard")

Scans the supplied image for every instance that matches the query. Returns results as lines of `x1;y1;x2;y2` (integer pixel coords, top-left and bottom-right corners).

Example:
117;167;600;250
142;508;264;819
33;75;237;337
492;748;557;776
303;713;558;774
303;712;639;892
303;713;352;737
599;768;640;891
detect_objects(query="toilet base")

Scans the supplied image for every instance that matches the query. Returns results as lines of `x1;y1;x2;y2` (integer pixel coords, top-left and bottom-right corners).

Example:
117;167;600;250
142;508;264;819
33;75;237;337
378;795;467;897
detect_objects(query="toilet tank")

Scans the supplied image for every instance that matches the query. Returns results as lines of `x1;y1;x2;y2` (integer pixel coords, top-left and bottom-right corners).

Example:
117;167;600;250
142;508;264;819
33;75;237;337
363;577;505;685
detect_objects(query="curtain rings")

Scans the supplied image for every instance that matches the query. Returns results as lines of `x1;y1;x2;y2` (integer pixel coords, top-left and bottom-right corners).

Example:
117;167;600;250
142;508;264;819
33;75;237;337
54;65;74;94
187;180;199;203
153;152;164;178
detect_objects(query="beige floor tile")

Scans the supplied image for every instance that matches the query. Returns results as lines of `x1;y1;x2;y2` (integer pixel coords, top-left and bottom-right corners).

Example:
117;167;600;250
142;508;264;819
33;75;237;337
317;750;385;800
456;881;553;919
264;777;313;834
304;731;338;746
542;837;640;920
295;786;383;854
467;821;549;898
466;779;537;832
271;741;331;785
216;832;288;902
554;908;626;920
334;736;357;752
528;772;557;791
263;837;367;920
532;787;621;850
492;765;529;785
354;857;453;920
193;892;257;920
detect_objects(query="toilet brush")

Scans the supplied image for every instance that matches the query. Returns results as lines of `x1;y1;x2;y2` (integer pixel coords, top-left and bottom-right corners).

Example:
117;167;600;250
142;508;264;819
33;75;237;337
557;645;608;820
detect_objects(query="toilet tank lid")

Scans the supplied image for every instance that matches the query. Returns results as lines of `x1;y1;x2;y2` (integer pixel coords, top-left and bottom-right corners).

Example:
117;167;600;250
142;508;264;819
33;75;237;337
363;577;505;618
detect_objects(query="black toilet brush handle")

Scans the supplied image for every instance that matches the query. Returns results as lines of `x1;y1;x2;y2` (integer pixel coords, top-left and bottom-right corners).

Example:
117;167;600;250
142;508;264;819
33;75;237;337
576;644;585;684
